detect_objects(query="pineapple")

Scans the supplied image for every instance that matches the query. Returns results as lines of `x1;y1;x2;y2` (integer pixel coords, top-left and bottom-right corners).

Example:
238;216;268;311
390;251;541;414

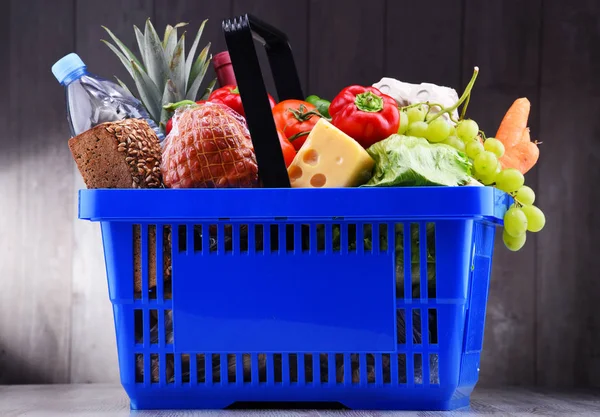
101;19;216;134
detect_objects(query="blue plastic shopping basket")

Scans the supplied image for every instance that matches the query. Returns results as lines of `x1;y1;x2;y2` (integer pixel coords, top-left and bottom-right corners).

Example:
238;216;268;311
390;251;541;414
77;14;511;411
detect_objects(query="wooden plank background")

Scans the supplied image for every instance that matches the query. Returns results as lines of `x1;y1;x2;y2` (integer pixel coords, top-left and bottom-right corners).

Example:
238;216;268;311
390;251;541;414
0;0;598;387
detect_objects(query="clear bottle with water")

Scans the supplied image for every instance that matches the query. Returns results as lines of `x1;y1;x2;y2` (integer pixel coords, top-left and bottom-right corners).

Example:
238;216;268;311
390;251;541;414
52;53;164;140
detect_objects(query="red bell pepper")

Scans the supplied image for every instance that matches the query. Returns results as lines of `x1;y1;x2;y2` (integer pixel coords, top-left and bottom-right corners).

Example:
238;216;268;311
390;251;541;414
329;86;399;148
209;85;276;117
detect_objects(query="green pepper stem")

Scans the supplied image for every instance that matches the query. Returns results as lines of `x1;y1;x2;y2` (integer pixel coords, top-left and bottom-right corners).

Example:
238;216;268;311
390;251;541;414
427;66;479;123
355;91;384;113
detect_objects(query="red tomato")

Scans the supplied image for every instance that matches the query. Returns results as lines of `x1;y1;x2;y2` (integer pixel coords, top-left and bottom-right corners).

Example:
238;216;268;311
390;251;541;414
272;100;320;150
209;85;276;117
276;129;297;167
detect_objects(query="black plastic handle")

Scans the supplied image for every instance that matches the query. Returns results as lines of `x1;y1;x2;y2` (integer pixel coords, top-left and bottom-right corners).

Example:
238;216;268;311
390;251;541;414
223;14;305;188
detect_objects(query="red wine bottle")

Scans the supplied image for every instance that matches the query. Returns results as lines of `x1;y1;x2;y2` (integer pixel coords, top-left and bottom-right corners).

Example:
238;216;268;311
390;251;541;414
213;51;236;87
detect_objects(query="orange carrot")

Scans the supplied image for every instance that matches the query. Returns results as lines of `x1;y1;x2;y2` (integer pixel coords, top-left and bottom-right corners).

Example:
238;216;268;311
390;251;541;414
500;127;539;174
520;127;531;144
500;152;520;171
496;98;530;149
495;98;540;174
514;140;539;174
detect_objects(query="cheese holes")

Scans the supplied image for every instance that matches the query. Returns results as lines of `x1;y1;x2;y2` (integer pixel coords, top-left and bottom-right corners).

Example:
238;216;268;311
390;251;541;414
288;165;303;182
310;174;327;187
303;149;319;166
336;156;344;165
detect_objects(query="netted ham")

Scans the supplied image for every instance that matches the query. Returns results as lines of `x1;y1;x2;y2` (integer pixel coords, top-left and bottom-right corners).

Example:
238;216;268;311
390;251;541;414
161;103;259;188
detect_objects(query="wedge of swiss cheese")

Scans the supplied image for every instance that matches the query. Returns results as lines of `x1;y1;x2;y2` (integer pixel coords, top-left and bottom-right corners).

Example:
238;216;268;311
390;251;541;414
287;118;375;188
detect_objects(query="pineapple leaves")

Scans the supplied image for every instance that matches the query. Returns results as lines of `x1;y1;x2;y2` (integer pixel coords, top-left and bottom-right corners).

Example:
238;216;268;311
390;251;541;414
131;60;162;122
163;24;173;47
188;42;211;95
101;19;213;125
101;40;135;79
134;25;149;71
186;55;211;101
144;19;171;91
185;19;207;90
102;26;143;70
200;78;217;100
169;33;186;101
160;80;179;126
163;22;187;62
115;76;134;96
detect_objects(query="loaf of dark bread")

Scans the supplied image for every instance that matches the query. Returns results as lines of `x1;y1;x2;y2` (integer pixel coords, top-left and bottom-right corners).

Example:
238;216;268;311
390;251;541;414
69;120;166;293
68;119;163;188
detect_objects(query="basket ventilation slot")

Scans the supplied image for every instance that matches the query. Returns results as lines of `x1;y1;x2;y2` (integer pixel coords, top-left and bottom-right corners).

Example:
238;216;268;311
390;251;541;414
131;352;439;386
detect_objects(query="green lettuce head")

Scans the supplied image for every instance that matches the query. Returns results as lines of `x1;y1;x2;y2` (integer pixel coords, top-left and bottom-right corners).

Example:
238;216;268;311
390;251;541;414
364;134;472;187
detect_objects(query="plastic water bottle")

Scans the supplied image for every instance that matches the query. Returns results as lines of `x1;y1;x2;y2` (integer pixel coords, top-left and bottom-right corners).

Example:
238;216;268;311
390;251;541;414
52;53;164;140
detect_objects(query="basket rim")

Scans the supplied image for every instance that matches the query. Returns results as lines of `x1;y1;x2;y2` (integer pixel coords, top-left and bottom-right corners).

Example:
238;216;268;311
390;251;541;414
78;187;510;223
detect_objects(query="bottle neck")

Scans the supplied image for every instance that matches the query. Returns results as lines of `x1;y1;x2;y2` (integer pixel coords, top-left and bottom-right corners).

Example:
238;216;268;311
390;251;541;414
62;66;88;86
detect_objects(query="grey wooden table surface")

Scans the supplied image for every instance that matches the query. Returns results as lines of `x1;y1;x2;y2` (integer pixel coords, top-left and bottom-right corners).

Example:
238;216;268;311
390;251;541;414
0;385;599;417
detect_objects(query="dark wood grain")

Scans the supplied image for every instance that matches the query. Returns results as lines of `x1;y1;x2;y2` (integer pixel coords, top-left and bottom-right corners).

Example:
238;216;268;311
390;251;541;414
0;0;75;384
537;0;600;388
0;0;599;388
307;0;386;100
0;0;14;386
232;0;309;100
0;0;11;155
70;0;156;384
385;0;463;88
76;0;153;83
462;0;543;387
154;0;232;93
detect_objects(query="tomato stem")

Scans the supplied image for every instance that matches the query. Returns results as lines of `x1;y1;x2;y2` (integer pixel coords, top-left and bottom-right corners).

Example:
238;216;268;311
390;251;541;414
287;104;324;122
287;130;310;142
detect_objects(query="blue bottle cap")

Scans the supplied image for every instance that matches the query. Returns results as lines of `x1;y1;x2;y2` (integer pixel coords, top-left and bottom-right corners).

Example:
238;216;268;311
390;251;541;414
52;53;86;84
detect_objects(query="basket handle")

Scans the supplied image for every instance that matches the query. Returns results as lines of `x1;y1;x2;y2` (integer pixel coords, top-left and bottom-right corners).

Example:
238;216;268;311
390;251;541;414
222;14;305;188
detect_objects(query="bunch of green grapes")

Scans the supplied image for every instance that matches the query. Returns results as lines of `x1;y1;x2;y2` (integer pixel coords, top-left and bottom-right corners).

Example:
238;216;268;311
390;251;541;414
397;68;545;251
454;120;545;251
398;108;545;252
400;106;462;149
